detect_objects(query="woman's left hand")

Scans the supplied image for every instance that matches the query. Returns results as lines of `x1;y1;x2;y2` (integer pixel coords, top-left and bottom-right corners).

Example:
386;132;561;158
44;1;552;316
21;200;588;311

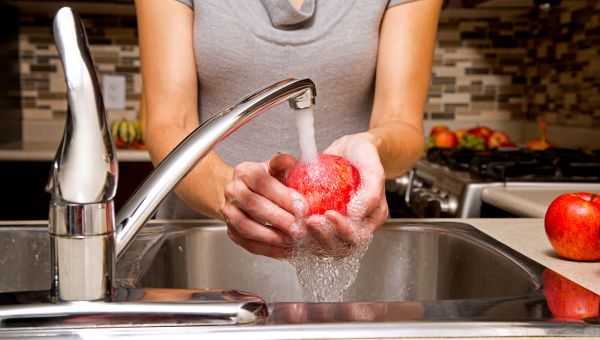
304;132;388;254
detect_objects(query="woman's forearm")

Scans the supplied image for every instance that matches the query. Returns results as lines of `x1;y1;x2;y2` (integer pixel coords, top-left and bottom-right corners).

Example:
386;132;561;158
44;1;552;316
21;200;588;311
367;123;425;179
146;125;233;220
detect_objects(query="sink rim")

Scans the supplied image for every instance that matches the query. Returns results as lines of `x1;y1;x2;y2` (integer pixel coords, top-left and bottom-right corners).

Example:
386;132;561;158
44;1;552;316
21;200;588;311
0;320;599;338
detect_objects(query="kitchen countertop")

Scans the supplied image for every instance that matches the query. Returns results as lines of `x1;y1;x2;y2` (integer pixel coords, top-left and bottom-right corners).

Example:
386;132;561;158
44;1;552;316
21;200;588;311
440;218;600;295
0;141;150;162
481;184;600;218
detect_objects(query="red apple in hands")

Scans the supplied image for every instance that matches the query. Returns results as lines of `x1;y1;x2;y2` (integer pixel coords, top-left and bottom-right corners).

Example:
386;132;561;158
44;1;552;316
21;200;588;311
543;269;599;321
544;192;600;261
284;154;361;216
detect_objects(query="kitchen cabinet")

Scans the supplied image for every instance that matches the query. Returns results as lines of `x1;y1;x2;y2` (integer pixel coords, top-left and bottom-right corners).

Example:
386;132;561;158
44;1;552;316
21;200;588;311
0;160;152;220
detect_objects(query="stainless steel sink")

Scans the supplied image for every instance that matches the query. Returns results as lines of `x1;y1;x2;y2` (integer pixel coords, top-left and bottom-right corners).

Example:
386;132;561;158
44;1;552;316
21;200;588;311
130;221;540;302
0;225;50;293
2;220;600;339
0;220;540;301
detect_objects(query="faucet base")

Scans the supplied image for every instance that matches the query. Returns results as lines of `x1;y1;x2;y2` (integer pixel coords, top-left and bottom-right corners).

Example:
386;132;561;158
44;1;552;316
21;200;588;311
50;201;116;302
0;287;267;327
50;233;115;302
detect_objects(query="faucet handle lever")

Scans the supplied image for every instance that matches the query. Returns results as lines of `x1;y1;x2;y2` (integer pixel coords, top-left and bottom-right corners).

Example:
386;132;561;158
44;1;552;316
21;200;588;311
47;7;117;204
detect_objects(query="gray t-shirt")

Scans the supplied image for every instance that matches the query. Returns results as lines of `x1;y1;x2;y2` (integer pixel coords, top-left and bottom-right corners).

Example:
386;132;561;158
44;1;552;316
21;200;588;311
160;0;413;218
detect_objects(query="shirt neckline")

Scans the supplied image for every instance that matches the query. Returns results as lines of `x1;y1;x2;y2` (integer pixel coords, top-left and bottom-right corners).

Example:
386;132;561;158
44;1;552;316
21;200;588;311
260;0;315;28
230;0;355;46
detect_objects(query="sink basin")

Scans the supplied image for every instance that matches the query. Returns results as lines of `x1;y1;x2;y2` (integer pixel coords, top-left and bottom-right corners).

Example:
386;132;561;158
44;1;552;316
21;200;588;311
2;220;600;338
0;225;50;293
0;220;542;302
131;221;541;302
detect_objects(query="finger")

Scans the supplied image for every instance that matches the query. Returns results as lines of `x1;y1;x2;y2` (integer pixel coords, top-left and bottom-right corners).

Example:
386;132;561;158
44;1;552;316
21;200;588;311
236;162;307;218
365;199;389;232
227;226;291;259
347;174;386;220
323;210;355;243
269;153;297;182
222;202;293;247
227;179;301;238
306;215;338;254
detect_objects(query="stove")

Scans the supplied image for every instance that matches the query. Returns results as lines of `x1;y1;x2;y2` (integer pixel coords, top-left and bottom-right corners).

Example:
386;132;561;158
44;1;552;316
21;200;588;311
387;147;600;218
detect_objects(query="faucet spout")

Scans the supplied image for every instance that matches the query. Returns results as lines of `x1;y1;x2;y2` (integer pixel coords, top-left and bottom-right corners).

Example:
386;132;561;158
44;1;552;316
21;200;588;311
115;78;316;258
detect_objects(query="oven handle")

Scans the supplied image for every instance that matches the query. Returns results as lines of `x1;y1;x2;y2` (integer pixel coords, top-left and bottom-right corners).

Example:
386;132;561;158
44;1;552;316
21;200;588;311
404;169;415;207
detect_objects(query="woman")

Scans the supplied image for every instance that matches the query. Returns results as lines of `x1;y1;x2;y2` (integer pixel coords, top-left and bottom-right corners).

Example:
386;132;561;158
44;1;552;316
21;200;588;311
135;0;441;258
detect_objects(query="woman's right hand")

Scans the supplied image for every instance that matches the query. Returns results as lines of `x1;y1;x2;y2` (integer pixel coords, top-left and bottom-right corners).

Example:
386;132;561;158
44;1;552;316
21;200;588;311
221;154;307;259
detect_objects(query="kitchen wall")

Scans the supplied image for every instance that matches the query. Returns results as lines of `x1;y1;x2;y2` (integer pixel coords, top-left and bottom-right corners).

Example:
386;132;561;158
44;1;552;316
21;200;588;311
429;7;530;122
526;0;600;127
18;11;140;143
9;0;600;146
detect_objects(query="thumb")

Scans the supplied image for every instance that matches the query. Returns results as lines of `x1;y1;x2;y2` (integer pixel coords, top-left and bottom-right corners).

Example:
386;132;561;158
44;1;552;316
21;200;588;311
268;153;298;182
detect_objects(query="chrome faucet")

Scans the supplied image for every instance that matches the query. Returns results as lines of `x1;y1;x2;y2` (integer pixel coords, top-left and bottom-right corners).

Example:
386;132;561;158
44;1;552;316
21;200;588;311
47;7;118;302
47;7;316;302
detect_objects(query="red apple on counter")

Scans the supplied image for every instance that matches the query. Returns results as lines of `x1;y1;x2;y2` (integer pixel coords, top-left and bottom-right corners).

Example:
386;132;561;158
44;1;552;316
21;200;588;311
543;268;599;321
544;192;600;261
432;130;459;148
429;124;450;137
284;154;361;216
468;126;493;140
454;129;468;142
486;130;511;149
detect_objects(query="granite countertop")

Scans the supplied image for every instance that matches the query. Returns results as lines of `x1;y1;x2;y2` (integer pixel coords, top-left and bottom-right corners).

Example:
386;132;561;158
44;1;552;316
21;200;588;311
481;185;600;218
0;141;151;162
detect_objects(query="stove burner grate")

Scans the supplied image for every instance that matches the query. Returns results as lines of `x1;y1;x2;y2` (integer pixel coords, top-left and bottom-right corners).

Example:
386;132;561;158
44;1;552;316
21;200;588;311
426;147;600;182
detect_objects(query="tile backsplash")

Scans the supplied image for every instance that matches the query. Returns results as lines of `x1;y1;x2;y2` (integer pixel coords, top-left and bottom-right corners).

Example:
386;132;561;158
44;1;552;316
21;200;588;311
526;0;600;126
19;13;141;142
14;1;600;144
429;8;530;121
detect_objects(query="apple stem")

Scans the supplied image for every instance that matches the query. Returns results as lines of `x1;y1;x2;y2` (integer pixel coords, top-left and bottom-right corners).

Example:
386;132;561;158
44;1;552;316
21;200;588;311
591;193;597;202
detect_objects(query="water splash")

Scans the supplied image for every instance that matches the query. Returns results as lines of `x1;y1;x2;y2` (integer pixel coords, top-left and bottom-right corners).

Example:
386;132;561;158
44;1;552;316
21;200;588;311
287;216;373;302
287;104;374;302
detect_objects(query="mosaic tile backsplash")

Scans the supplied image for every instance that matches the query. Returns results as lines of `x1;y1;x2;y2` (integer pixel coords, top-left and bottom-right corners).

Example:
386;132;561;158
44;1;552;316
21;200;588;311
14;1;600;143
526;0;600;126
19;13;140;142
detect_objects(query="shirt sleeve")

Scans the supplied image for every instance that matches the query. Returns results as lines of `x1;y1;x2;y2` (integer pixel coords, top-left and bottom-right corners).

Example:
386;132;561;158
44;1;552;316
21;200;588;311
175;0;193;10
388;0;420;8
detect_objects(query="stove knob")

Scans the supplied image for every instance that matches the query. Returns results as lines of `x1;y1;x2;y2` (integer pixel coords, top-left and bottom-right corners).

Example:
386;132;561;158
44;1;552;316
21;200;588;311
410;189;442;217
440;195;459;216
424;198;442;217
385;174;411;196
